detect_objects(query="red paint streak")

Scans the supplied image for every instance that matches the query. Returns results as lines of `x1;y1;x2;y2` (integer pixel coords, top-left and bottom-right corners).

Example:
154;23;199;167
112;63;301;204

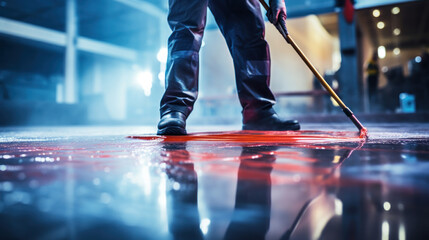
130;130;365;143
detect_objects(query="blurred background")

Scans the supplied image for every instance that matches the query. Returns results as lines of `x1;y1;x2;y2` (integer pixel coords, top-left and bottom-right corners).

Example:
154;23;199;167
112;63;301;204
0;0;428;126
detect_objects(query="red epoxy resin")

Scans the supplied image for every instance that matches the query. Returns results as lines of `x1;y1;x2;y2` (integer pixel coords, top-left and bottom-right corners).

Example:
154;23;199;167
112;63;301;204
130;130;366;144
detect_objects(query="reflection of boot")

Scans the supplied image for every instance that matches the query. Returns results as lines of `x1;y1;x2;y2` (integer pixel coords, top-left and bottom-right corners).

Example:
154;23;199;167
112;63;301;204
166;165;202;240
225;146;276;240
161;142;203;240
157;112;187;135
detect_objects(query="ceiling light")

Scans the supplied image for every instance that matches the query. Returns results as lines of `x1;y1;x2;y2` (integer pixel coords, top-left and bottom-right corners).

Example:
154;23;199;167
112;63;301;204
393;48;401;55
372;9;381;18
377;21;385;29
393;28;401;36
392;7;400;15
378;46;386;59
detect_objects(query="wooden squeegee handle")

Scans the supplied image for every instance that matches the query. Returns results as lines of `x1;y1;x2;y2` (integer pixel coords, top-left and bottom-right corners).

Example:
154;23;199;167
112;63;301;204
258;0;346;109
258;0;366;133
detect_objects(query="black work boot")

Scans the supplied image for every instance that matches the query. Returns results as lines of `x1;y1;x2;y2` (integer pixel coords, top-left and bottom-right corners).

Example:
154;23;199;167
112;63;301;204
157;112;187;135
242;113;300;131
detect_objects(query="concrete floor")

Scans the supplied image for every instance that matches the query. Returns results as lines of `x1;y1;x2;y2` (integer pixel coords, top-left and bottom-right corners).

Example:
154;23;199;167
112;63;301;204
0;123;429;240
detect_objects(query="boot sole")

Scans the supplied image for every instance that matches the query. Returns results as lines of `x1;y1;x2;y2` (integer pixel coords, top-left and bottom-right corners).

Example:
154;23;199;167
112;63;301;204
157;126;187;135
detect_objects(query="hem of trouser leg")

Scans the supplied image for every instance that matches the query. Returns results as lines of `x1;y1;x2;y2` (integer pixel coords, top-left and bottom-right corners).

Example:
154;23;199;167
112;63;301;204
160;107;189;119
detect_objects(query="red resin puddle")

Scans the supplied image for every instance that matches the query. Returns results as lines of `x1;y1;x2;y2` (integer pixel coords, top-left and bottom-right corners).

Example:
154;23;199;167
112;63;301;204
130;130;366;144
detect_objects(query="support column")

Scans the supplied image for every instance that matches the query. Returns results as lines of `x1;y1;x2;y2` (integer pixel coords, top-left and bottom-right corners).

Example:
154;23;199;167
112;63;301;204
65;0;78;104
159;16;168;88
337;12;362;111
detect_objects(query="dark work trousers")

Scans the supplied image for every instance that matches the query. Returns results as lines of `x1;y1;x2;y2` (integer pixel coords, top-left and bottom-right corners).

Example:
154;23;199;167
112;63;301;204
160;0;277;123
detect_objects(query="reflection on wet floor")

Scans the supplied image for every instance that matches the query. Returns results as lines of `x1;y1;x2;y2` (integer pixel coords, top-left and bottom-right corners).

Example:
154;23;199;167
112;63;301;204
0;126;429;239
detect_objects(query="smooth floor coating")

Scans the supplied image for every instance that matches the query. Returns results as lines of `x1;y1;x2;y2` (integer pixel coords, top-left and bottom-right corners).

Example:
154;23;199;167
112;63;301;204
1;123;429;240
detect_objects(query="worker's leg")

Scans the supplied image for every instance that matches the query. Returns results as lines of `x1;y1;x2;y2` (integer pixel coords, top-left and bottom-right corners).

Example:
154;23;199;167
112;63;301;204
158;0;208;135
209;0;300;130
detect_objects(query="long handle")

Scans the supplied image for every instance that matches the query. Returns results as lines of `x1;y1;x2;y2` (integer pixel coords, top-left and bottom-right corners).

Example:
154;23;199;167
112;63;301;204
286;37;347;109
258;0;366;134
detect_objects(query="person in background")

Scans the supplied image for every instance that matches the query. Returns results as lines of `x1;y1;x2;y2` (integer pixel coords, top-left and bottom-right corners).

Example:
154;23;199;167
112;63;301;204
366;52;379;112
157;0;300;135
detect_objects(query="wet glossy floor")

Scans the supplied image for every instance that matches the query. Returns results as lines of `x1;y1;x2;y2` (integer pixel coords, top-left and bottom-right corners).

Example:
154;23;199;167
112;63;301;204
1;123;429;240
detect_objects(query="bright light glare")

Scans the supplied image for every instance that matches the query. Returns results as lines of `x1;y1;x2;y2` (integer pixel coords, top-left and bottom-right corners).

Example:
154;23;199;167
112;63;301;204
332;155;341;164
383;201;391;211
135;71;153;96
393;28;401;36
382;66;388;72
158;72;165;82
393;48;401;56
141;166;152;196
157;47;168;63
335;198;343;215
377;21;385;29
372;9;381;17
200;218;211;235
382;66;388;73
415;56;422;63
382;221;390;240
392;7;400;15
399;222;406;240
378;46;386;59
